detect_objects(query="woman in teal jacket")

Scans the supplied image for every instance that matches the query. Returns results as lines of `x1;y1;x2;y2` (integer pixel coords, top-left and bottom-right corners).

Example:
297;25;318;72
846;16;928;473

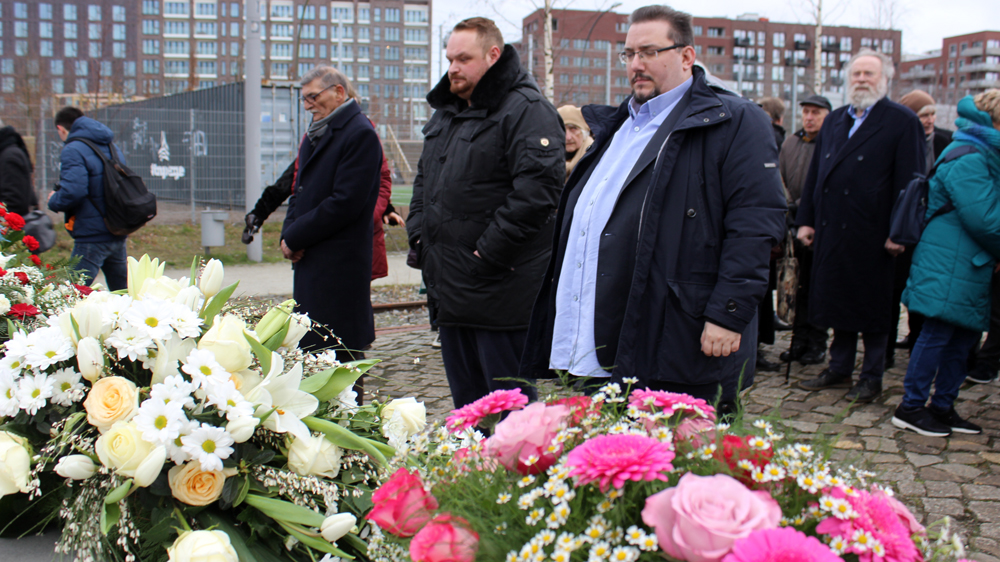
892;90;1000;437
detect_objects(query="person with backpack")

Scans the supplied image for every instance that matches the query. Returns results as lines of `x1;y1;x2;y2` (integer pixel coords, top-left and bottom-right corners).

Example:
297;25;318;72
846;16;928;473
891;90;1000;437
48;107;129;290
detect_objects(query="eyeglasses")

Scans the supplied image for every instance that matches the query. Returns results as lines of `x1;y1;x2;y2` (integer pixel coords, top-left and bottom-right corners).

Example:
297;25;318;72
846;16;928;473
300;83;336;104
618;44;686;64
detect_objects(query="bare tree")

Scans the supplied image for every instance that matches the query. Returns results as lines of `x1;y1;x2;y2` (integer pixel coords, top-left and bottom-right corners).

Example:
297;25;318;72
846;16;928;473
867;0;908;30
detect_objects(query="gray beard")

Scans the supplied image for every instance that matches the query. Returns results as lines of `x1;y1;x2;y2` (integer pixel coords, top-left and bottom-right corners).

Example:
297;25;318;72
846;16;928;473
848;81;888;111
632;87;662;106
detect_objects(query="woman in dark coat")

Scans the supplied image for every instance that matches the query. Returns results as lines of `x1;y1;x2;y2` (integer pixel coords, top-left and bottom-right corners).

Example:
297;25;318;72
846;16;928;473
0;126;38;215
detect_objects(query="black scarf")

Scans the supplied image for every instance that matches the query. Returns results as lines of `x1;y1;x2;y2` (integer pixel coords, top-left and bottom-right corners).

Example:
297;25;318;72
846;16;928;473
0;126;32;173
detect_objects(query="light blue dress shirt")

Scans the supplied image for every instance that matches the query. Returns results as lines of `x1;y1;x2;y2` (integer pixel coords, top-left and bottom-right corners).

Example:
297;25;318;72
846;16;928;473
549;78;694;378
848;105;873;138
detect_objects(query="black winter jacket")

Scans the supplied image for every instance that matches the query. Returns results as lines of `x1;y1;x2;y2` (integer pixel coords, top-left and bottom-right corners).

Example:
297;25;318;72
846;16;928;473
406;45;565;329
0;127;36;215
521;67;787;390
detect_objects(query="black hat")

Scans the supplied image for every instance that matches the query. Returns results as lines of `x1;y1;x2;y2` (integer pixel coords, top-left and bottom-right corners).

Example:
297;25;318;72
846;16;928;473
799;94;832;111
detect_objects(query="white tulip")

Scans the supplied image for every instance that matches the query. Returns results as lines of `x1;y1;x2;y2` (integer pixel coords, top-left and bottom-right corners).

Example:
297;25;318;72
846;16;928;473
71;301;109;340
198;315;253;373
281;313;311;349
54;455;98;480
133;445;167;487
0;431;31;497
199;259;225;299
381;397;427;438
320;513;356;543
225;416;259;443
76;336;105;382
173;286;204;312
287;433;342;478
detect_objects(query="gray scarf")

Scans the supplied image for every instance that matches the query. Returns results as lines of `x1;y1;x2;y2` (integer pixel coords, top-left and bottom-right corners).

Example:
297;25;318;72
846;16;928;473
306;98;354;143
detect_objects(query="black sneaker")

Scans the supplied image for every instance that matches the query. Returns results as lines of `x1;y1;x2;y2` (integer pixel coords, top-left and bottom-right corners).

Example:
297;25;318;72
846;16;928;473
797;369;852;391
966;366;998;385
846;378;882;403
892;405;952;437
928;405;982;435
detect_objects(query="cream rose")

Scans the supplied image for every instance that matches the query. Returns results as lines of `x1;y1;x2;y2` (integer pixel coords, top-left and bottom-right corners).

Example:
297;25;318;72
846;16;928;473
198;315;253;373
84;376;139;432
0;431;31;497
288;434;342;478
168;461;228;506
167;530;238;562
381;397;427;438
94;421;166;486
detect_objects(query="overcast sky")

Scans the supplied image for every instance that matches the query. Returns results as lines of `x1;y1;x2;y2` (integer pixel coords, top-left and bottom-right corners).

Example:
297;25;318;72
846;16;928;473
428;0;1000;75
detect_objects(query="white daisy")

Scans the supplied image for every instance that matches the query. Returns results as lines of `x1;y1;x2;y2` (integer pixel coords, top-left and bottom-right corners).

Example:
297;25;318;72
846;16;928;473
135;399;188;445
16;372;54;415
205;380;255;421
181;349;231;389
150;375;196;410
23;327;74;370
123;298;178;340
169;306;203;339
181;422;235;472
609;546;639;562
3;330;30;358
167;418;198;465
49;368;85;407
106;325;155;362
0;352;26;376
0;371;20;416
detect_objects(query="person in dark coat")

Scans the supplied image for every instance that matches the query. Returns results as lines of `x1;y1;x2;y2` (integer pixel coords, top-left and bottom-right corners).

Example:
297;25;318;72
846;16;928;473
796;49;926;403
48;107;129;290
406;17;564;409
0;126;38;215
520;6;787;411
281;67;382;359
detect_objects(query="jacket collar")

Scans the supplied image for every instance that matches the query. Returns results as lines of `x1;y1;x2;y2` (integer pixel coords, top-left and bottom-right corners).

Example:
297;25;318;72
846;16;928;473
301;98;362;171
426;45;528;114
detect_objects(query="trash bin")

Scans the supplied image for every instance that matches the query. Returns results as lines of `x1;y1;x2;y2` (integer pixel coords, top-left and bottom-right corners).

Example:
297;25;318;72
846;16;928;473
201;210;228;252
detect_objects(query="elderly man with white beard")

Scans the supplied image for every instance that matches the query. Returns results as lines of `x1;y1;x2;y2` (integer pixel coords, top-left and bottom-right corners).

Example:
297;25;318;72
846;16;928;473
794;48;925;403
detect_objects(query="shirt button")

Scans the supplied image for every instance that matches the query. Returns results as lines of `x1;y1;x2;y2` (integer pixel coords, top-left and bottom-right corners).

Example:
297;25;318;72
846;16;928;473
858;155;864;161
573;295;579;302
581;231;586;236
634;127;640;132
589;200;595;206
577;262;582;268
686;209;697;218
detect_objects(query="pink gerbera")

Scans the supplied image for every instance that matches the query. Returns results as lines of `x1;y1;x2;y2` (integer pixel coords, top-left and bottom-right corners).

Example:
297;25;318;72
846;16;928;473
445;389;529;432
565;434;675;491
629;388;716;419
816;487;921;562
723;527;844;562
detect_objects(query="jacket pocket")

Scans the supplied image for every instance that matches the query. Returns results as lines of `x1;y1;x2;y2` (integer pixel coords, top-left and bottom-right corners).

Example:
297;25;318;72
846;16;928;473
655;280;718;385
666;279;713;319
457;247;508;281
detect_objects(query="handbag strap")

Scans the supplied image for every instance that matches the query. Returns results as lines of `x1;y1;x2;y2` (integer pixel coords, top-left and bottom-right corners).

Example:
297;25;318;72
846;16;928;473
785;230;796;260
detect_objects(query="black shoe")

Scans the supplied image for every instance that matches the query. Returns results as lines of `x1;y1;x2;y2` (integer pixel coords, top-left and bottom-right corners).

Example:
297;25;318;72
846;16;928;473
798;369;852;391
896;335;915;350
757;353;781;372
966;366;998;385
892;405;952;437
780;343;807;362
774;314;792;331
846;378;882;403
928;405;982;435
885;352;896;370
798;349;827;365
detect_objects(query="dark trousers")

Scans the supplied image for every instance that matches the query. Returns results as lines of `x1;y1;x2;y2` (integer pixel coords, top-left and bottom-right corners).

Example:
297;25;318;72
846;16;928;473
828;330;889;381
971;272;1000;375
902;318;981;410
439;326;537;409
72;239;128;291
790;242;828;352
758;262;776;346
889;248;925;353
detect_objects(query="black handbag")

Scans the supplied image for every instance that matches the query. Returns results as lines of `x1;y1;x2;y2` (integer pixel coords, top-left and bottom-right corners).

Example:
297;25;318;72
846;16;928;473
23;209;56;253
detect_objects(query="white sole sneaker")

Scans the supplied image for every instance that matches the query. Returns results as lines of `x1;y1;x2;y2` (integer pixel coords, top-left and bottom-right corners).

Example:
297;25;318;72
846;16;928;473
891;415;951;437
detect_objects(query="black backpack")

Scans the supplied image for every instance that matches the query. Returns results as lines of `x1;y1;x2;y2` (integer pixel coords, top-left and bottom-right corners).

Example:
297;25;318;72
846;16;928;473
888;145;980;246
72;138;157;236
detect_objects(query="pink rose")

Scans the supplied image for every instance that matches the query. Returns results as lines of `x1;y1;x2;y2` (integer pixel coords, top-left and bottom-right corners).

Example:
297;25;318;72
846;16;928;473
485;402;568;475
409;514;479;562
642;473;782;562
367;468;439;537
674;417;717;448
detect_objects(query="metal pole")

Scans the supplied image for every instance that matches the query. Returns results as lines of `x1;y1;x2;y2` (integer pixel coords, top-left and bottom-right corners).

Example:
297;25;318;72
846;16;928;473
606;42;611;104
190;109;196;224
245;0;263;262
528;34;533;74
791;67;799;132
39;99;47;203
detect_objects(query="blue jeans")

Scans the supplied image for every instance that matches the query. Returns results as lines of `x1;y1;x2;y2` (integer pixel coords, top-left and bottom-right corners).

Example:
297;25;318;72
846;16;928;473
901;317;982;410
71;239;128;291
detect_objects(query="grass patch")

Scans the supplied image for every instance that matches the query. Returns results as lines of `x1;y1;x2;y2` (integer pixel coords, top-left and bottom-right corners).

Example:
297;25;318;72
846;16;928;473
391;184;412;207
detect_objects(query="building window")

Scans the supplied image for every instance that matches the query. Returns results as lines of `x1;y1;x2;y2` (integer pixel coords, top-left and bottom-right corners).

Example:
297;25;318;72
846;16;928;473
615;22;628;33
50;59;63;74
166;40;189;54
89;24;101;40
165;60;189;75
124;61;136;76
113;43;126;58
142;1;160;15
271;4;292;19
708;27;725;38
693;25;703;36
64;42;78;57
196;61;216;75
40;3;54;19
75;60;89;76
113;5;126;21
385;28;400;42
113;24;127;41
14;3;27;18
405;9;428;23
386;8;400;22
230;42;239;56
230;23;239;36
773;32;785;48
14;22;27;38
300;25;315;39
143;20;160;35
165;2;189;15
882;39;893;54
405;28;428;43
0;59;12;74
298;43;315;58
99;60;111;76
195;2;217;17
707;46;725;56
270;43;292;58
65;4;78;20
89;42;102;58
40;41;54;57
271;62;289;78
143;59;160;74
143;39;161;54
42;21;57;38
166;21;190;35
88;5;102;20
195;22;217;36
197;41;217;55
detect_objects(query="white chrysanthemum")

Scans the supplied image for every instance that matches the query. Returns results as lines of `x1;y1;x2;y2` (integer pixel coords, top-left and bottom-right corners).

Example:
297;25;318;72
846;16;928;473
150;375;196;410
181;349;230;389
16;372;54;415
103;294;135;326
205;380;255;421
50;368;85;407
167;418;198;465
106;325;155;362
0;354;26;377
609;546;639;562
23;327;74;370
0;371;20;416
169;306;203;339
2;330;30;359
181;422;235;472
122;298;178;340
135;399;188;445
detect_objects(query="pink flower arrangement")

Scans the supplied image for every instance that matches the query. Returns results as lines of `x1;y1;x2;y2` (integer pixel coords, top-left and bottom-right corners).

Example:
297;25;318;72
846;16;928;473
642;473;782;562
367;468;440;537
722;527;844;562
815;487;920;562
675;416;717;448
445;389;529;432
548;395;600;424
409;514;480;562
485;402;568;475
630;388;716;419
565;434;675;492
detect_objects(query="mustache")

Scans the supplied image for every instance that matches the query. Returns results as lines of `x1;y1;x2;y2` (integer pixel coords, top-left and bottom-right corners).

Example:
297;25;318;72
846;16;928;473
632;73;653;84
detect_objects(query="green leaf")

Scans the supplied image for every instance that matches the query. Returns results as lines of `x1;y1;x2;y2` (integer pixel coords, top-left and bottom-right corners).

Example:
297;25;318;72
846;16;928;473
303;416;392;467
104;479;134;504
234;476;250;507
276;521;355;560
189;255;199;287
243;332;272;378
243;494;325;528
200;281;239;327
301;359;381;402
101;502;121;535
262;320;290;352
339;532;368;555
69;313;82;342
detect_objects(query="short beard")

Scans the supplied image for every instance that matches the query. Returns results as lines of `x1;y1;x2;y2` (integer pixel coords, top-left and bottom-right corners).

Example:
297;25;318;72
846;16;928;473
630;73;661;105
848;79;888;111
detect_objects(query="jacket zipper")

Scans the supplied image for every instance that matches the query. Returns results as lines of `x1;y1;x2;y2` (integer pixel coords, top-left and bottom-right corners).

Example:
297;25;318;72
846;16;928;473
636;132;673;256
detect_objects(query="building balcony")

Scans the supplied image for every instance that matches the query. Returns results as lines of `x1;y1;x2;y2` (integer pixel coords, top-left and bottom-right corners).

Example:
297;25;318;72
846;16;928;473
163;33;191;39
270;54;293;61
964;78;1000;88
734;54;759;62
901;68;937;80
164;13;190;19
963;62;1000;73
165;52;191;58
270;36;293;41
734;37;751;47
961;46;984;57
164;72;189;78
785;56;810;67
794;40;811;50
195;54;218;59
196;73;218;78
822;43;840;52
988;46;1000;56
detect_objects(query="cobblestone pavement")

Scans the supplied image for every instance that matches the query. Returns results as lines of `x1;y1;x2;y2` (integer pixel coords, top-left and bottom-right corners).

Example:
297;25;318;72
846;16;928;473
363;327;1000;562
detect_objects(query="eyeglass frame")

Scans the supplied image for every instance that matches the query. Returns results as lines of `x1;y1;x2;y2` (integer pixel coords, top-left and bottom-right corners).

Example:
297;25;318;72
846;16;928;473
618;44;687;65
300;83;338;104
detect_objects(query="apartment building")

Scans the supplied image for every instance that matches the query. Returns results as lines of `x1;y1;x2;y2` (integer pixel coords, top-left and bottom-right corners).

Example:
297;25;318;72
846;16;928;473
898;31;1000;104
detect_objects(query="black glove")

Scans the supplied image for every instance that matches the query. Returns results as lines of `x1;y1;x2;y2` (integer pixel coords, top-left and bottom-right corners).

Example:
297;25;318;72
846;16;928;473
242;213;260;244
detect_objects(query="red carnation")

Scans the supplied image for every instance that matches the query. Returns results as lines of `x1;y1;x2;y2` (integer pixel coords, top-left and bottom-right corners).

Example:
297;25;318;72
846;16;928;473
74;284;93;295
14;272;29;285
0;268;6;277
45;264;53;270
29;255;41;266
8;303;40;319
5;213;25;231
0;206;8;217
22;235;39;251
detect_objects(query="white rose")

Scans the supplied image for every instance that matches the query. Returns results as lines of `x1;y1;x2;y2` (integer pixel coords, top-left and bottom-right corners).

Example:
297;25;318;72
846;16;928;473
287;434;342;478
225;416;259;443
198;315;253;373
54;455;98;480
0;295;10;316
167;530;238;562
199;259;225;299
320;513;356;543
94;421;166;487
0;431;31;497
76;336;106;382
281;313;311;349
381;397;426;438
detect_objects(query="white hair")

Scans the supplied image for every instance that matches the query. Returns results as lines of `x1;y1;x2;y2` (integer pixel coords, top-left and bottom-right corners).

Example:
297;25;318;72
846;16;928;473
846;48;895;82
